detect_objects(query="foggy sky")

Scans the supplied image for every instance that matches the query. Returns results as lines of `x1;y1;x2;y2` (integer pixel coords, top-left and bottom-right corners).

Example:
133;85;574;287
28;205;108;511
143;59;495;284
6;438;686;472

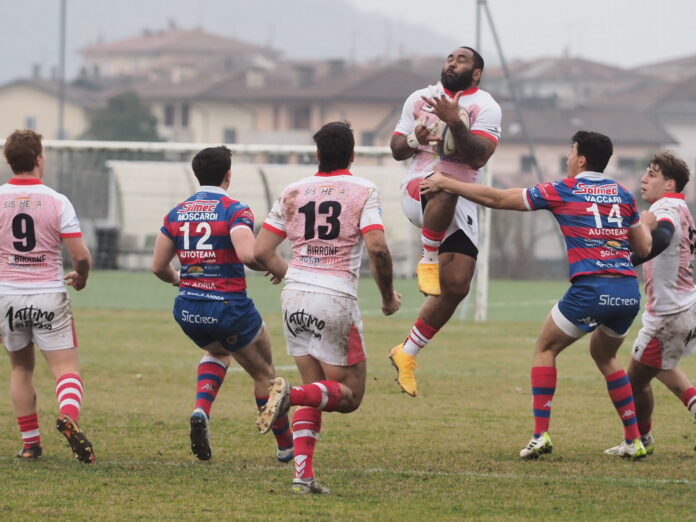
1;0;695;85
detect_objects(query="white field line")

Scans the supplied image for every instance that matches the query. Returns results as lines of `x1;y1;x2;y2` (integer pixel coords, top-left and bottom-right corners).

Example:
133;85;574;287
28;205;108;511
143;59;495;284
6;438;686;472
359;299;557;316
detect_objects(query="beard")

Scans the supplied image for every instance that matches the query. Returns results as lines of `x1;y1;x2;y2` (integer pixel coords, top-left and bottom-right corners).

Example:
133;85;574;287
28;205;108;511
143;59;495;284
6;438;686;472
441;68;475;92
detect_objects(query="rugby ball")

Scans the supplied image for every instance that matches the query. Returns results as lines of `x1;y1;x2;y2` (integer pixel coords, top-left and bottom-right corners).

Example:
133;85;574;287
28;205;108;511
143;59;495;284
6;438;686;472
438;111;470;157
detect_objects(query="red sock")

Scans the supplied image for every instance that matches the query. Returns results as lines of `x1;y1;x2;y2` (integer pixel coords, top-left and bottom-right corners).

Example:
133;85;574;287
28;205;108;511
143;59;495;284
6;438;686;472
289;381;342;411
17;414;40;449
56;373;83;421
421;227;445;260
531;366;556;436
256;395;293;450
292;407;321;480
194;355;228;417
681;387;696;415
402;317;438;356
605;370;640;441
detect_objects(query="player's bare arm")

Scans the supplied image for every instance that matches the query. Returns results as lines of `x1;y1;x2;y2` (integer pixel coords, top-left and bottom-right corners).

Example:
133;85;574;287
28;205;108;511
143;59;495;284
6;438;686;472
363;229;401;316
63;236;91;291
151;232;181;285
630;211;672;266
421;172;527;211
390;122;435;161
420;93;497;169
628;219;653;259
230;227;266;271
253;227;289;281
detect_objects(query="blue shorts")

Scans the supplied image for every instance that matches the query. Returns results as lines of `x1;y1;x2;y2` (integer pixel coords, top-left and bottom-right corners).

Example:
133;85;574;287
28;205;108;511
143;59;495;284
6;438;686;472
173;295;263;352
553;275;640;338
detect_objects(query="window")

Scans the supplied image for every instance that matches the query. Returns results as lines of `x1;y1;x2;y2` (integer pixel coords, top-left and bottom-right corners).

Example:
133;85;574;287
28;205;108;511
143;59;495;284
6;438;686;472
164;104;175;127
181;103;189;128
223;128;237;144
290;105;311;130
361;131;375;146
520;155;535;173
25;116;37;130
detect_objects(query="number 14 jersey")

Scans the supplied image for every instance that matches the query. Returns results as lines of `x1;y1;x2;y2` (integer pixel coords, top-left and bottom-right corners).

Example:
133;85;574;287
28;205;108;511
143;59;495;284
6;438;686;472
523;171;640;281
262;169;384;298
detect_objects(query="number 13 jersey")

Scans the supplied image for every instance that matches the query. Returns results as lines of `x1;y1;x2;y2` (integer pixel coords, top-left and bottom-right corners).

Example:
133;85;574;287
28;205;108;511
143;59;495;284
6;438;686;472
262;169;384;298
0;178;82;294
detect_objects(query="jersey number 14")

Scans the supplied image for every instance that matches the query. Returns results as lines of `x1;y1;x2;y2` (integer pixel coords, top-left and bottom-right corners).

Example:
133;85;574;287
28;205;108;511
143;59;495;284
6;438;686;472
586;203;623;228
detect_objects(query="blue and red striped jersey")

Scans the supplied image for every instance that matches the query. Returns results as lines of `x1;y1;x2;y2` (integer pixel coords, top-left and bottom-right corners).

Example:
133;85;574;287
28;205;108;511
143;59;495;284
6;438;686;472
161;186;254;300
523;172;639;281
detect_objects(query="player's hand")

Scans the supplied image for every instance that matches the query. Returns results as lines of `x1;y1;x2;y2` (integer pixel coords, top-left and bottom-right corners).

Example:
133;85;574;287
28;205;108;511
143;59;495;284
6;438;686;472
414;122;438;146
64;271;87;291
421;91;462;127
382;291;401;316
640;210;657;231
420;172;446;195
265;271;283;285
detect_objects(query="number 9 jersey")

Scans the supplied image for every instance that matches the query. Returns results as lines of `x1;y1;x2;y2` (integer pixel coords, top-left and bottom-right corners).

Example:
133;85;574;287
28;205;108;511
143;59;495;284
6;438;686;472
262;169;384;298
0;177;82;294
161;185;254;300
522;172;640;281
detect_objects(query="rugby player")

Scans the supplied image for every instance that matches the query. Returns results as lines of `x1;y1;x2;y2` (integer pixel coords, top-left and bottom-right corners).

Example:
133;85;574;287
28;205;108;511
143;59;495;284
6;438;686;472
0;129;95;463
389;46;502;397
254;122;400;494
605;152;696;456
152;146;292;463
421;130;654;459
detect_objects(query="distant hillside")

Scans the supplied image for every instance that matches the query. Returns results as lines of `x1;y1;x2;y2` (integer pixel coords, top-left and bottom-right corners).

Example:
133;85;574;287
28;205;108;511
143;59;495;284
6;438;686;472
0;0;458;83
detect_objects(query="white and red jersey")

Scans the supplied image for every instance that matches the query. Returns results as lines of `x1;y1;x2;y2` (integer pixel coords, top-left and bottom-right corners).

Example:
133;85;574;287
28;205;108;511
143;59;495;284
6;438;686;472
262;169;384;298
393;82;502;184
644;193;696;315
0;178;82;294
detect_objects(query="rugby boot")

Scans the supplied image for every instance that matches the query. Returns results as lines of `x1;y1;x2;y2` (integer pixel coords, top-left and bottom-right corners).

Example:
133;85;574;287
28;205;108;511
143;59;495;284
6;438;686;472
257;377;290;434
389;344;418;397
16;444;42;460
276;446;294;463
56;414;95;464
519;432;553;459
417;262;440;296
292;477;330;495
603;438;647;460
190;409;212;461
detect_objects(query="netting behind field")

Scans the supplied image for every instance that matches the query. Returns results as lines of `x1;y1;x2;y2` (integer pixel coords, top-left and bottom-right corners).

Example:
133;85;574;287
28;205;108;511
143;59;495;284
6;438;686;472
0;141;571;316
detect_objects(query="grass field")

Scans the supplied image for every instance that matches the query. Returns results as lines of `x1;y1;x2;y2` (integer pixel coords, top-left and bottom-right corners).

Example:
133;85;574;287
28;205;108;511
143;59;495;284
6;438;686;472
1;273;695;520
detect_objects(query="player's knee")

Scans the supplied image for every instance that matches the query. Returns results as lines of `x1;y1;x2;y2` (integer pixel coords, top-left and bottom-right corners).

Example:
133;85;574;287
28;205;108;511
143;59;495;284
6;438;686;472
440;276;471;301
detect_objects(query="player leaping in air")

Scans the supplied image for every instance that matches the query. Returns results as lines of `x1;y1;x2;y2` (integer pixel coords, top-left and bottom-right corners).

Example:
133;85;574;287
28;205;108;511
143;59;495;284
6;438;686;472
422;130;653;459
388;46;502;397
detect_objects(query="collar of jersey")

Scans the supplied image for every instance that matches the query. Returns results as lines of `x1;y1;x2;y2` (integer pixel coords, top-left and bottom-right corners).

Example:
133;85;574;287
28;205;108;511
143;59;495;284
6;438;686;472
315;169;351;177
661;192;685;200
197;185;227;195
442;85;479;98
575;171;604;181
9;177;42;185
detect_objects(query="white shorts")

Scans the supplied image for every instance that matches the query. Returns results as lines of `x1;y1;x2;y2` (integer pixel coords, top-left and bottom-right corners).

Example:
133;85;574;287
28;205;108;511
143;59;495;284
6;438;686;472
632;308;696;370
401;175;480;248
281;288;366;367
0;292;77;352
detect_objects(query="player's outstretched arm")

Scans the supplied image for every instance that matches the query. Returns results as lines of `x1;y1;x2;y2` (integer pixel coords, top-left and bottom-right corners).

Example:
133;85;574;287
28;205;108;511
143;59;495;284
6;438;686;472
230;227;266;271
63;236;91;291
421;172;527;211
363;229;400;316
253;227;288;281
151;232;180;286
